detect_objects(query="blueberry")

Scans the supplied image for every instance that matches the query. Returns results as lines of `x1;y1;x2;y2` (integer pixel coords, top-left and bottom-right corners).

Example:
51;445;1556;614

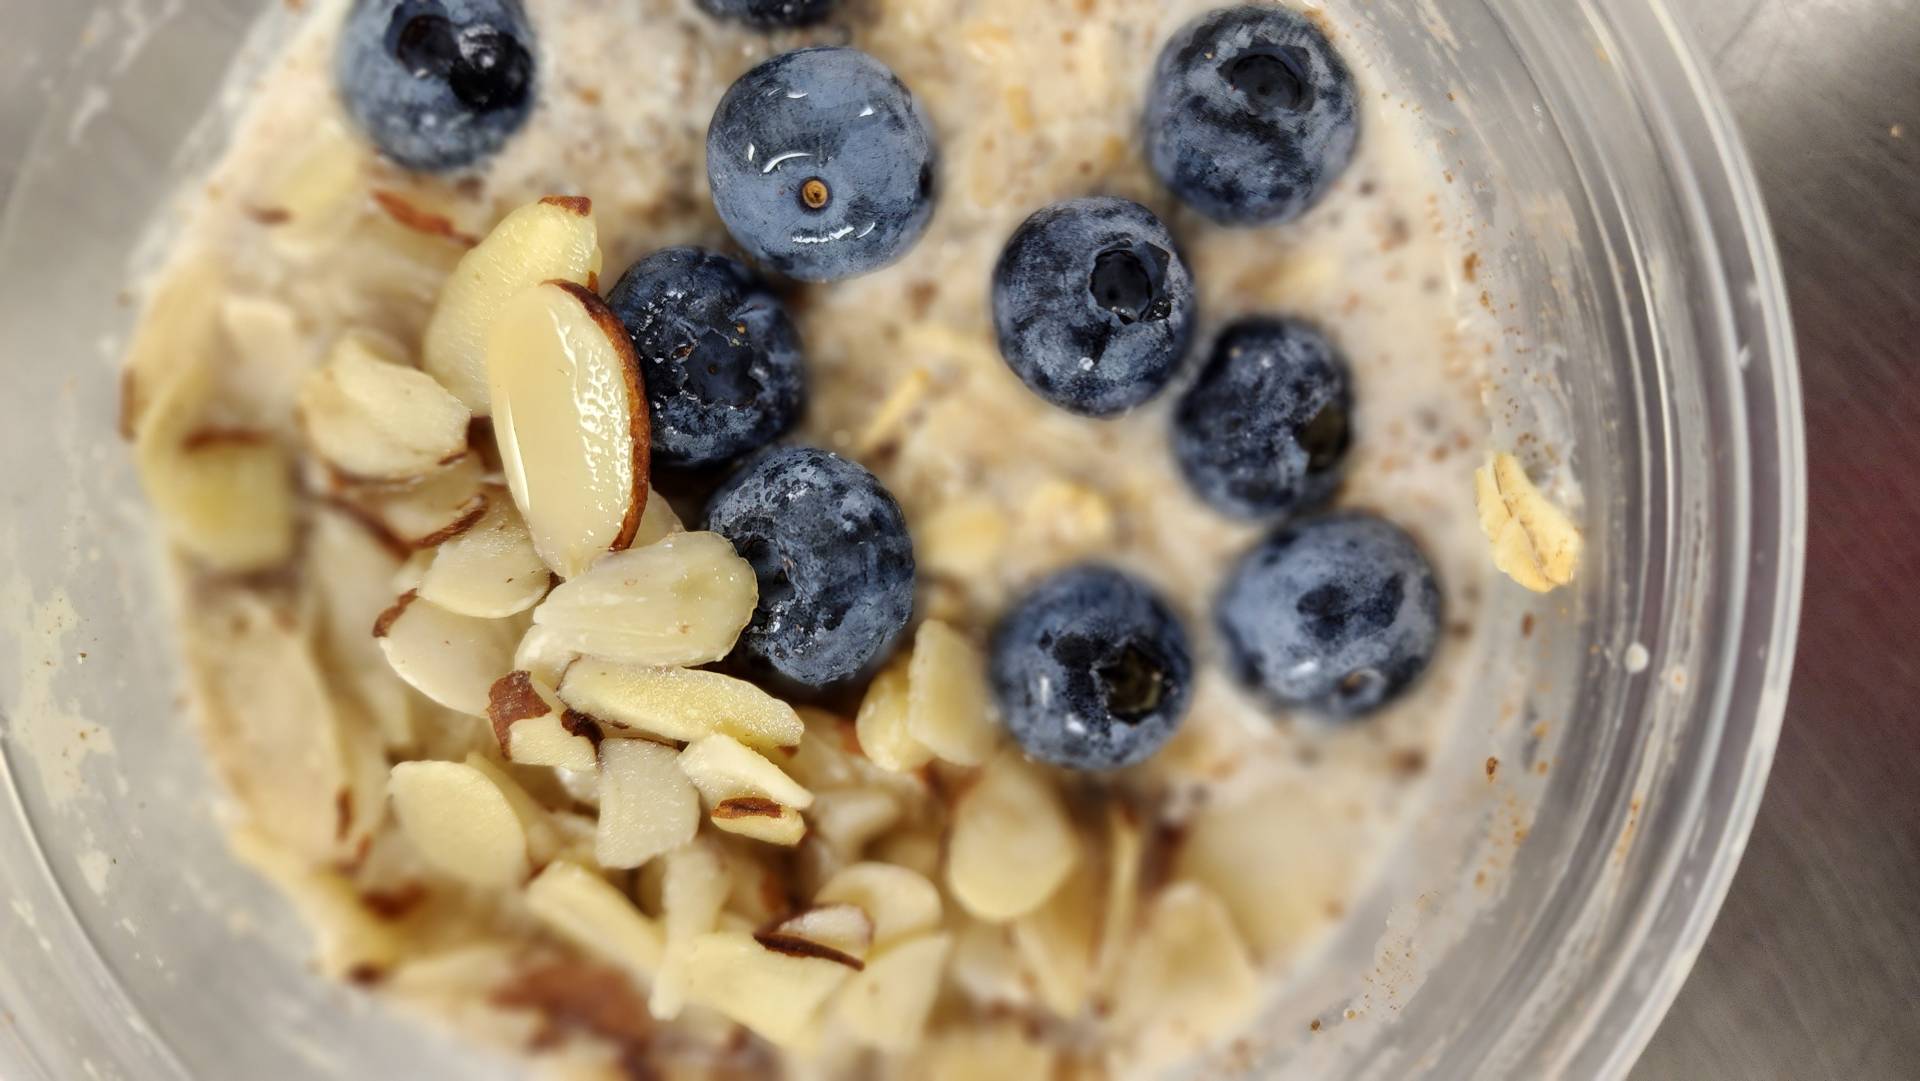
704;448;915;690
695;0;837;29
335;0;536;173
1144;5;1359;225
1216;515;1440;718
707;48;937;282
1173;316;1351;519
606;248;807;471
990;566;1193;770
991;198;1197;417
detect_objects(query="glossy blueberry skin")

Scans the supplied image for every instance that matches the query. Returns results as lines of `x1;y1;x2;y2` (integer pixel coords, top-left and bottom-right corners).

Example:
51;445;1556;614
335;0;536;172
990;566;1193;770
695;0;838;28
1144;5;1359;225
1216;515;1441;718
706;48;937;282
704;448;916;690
992;198;1197;417
1173;316;1352;519
605;248;807;470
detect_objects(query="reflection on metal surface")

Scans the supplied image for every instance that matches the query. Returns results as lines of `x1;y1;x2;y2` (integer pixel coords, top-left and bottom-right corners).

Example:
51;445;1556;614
1635;2;1920;1079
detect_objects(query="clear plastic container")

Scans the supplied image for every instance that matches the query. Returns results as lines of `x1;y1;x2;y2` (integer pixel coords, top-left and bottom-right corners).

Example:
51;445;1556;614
0;1;1802;1078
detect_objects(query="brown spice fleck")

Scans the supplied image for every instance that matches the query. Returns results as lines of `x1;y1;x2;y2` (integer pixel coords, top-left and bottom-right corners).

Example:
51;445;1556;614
245;205;292;226
1388;748;1428;777
1485;756;1499;779
1521;613;1535;637
1310;1019;1323;1031
1462;252;1480;281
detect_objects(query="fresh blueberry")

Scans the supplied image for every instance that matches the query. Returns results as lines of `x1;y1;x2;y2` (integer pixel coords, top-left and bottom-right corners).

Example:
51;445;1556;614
335;0;536;172
991;198;1196;417
695;0;838;29
707;47;937;282
1216;515;1441;718
606;248;807;471
704;448;915;690
1173;316;1351;519
1144;5;1359;225
990;566;1193;770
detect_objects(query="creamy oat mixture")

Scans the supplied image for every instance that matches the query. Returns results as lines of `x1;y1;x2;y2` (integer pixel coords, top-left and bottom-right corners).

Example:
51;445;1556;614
120;0;1502;1077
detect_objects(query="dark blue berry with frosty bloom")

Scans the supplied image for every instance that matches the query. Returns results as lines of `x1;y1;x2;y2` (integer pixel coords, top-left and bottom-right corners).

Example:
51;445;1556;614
1144;5;1359;224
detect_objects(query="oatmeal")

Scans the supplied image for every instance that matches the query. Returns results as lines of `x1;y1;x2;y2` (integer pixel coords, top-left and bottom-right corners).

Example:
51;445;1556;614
121;0;1504;1077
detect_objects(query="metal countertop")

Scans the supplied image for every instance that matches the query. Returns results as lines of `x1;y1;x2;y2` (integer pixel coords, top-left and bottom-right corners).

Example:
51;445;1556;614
1632;2;1920;1078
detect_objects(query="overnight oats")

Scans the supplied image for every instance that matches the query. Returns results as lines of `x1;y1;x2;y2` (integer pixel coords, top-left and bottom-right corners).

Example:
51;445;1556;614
117;0;1578;1077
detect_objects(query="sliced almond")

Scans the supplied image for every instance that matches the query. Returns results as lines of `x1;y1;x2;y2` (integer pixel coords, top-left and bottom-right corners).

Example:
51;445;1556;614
486;279;648;577
119;253;222;441
631;485;684;547
230;829;408;981
524;859;664;981
531;531;756;666
387;759;532;888
1114;882;1258;1043
425;196;602;414
919;496;1009;580
679;932;854;1050
833;933;953;1053
1097;804;1145;980
761;903;874;964
947;751;1079;922
512;623;579;688
806;787;901;858
854;664;932;773
375;591;519;717
906;620;998;766
218;294;310;431
651;840;730;1020
463;752;562;865
711;798;807;846
418;492;554;617
487;671;596;771
815;862;942;951
947;917;1030;1007
676;734;814;810
185;591;383;865
310;507;416;749
558;661;802;749
298;335;470;482
596;738;699;870
139;430;296;573
1476;452;1582;592
347;453;488;549
914;1023;1056;1081
254;116;367;252
1011;851;1100;1017
721;844;791;926
786;708;862;790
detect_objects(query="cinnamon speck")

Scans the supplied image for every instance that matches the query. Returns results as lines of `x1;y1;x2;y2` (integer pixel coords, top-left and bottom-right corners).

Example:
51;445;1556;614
1485;756;1499;779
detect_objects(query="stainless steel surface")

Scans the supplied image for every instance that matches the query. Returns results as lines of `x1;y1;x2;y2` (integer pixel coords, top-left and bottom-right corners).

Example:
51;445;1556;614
1633;1;1920;1078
